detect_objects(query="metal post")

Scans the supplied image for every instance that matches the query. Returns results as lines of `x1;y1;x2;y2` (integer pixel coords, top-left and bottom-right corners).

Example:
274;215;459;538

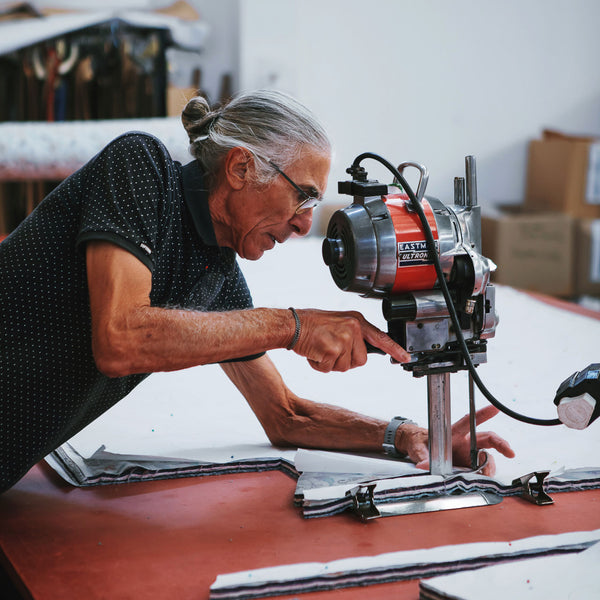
465;155;478;207
427;372;453;476
454;177;466;206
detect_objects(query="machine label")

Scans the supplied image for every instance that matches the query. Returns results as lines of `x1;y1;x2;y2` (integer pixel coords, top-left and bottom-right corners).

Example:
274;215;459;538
397;240;437;267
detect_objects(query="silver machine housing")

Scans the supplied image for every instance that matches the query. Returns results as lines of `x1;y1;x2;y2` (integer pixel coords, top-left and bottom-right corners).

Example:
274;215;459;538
323;156;499;482
323;157;498;377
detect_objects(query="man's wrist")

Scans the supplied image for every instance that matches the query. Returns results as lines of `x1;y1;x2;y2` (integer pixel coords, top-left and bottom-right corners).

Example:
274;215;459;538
383;416;416;458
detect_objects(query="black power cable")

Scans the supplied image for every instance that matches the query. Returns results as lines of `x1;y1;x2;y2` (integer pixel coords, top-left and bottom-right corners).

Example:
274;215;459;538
352;152;561;427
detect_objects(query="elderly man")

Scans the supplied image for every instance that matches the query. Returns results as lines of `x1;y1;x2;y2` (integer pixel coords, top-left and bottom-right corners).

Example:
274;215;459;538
0;90;513;493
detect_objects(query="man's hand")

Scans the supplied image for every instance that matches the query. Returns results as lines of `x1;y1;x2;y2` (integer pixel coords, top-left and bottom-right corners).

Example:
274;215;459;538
292;309;410;372
446;405;515;476
398;405;515;477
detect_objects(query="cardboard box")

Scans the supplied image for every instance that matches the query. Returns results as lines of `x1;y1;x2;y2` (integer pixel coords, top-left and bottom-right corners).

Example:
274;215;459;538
167;85;198;117
525;130;600;219
482;207;575;297
575;219;600;297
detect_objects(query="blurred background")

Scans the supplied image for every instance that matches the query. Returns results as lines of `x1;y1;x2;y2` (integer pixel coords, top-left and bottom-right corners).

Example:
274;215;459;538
1;0;599;305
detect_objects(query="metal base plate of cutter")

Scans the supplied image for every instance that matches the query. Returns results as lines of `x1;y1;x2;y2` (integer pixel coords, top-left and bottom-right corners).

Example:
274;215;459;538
349;484;502;521
376;491;502;518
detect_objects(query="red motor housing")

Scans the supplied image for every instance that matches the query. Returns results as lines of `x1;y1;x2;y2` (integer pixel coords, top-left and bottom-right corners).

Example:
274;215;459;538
386;194;439;294
323;191;448;297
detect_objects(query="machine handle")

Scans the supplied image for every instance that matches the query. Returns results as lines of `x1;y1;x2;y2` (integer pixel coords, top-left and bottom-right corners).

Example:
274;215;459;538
365;341;386;355
395;161;429;202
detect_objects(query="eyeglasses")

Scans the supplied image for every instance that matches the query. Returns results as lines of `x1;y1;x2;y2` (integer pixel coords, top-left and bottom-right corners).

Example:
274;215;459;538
269;160;323;214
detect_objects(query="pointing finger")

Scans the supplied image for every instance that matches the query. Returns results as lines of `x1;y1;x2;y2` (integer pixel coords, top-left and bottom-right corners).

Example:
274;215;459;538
363;327;410;363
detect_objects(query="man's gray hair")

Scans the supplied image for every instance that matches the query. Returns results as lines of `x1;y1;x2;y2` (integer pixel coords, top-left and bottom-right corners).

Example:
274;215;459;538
181;89;331;188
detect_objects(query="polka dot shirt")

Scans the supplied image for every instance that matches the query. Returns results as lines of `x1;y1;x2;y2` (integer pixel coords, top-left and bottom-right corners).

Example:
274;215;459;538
0;132;255;492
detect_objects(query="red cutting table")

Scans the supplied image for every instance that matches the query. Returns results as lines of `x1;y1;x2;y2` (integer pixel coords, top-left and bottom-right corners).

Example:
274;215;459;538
2;295;599;599
1;462;599;600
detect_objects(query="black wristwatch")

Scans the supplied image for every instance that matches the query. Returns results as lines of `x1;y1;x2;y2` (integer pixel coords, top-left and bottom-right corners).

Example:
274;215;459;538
383;416;416;458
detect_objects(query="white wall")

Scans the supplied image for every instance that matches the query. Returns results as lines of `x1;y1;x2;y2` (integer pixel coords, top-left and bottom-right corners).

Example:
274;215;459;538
237;0;600;206
23;0;600;206
179;0;240;102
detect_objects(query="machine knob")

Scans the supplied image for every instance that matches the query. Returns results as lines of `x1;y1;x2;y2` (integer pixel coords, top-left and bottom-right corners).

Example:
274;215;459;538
322;237;345;266
557;395;596;430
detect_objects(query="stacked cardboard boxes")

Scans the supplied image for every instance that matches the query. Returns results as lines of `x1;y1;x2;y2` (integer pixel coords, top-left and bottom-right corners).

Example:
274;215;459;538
482;130;600;298
481;207;575;297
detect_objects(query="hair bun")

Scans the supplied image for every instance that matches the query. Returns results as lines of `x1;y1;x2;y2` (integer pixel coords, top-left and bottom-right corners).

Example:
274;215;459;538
181;95;211;142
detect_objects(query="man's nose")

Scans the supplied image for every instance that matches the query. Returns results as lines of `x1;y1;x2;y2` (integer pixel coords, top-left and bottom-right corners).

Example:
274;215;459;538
289;209;313;236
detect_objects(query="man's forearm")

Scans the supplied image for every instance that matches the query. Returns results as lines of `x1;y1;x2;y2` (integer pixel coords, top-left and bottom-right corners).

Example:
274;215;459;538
270;394;388;453
221;356;427;459
87;243;408;378
275;395;427;458
93;306;296;377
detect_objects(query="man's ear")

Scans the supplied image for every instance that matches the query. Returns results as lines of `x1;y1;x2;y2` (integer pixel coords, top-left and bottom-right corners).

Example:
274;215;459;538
223;147;253;191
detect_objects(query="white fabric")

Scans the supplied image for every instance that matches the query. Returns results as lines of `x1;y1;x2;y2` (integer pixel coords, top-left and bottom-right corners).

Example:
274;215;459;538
420;539;600;600
56;237;600;481
0;10;209;55
0;118;191;181
294;449;418;477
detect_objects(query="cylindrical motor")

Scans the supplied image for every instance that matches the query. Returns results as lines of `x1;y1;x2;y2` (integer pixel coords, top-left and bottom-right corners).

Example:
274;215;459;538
323;157;498;375
323;193;491;299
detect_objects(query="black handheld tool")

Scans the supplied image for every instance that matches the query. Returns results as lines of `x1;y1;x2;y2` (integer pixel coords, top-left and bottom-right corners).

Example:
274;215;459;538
554;364;600;429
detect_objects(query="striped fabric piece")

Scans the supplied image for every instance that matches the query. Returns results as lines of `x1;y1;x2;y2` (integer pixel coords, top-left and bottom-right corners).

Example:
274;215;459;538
47;444;298;487
209;529;600;600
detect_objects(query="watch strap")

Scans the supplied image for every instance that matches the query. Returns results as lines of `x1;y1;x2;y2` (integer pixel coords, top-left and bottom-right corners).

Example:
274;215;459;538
383;416;416;458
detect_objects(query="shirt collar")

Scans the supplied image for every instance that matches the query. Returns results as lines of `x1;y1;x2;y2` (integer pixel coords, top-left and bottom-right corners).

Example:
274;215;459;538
182;160;218;246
